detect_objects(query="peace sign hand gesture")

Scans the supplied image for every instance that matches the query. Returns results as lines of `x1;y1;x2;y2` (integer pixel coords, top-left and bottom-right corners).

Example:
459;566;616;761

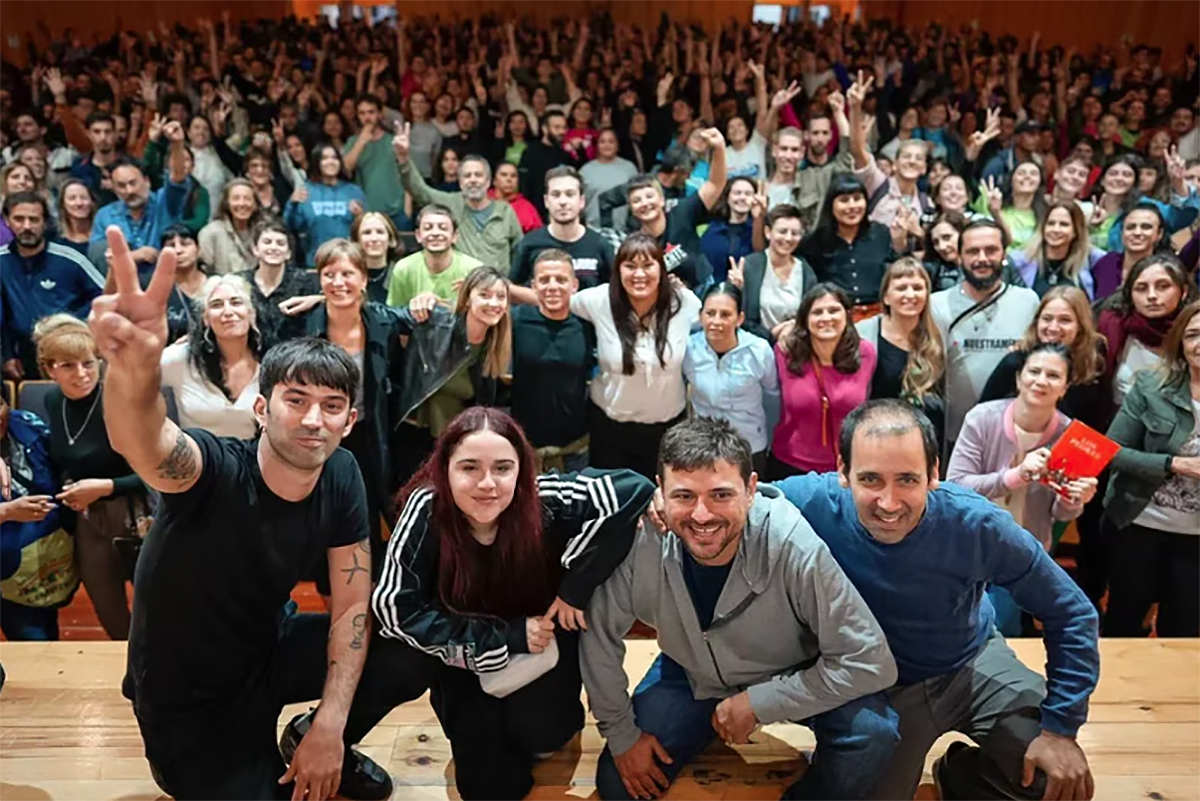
727;257;746;288
88;227;176;374
392;121;411;164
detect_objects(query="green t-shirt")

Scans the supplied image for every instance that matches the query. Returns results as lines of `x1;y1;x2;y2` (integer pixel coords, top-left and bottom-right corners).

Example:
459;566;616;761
386;249;483;308
504;141;528;166
416;345;482;435
344;134;405;217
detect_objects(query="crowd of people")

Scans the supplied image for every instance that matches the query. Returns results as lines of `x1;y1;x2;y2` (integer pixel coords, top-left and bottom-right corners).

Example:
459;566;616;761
1;7;1198;801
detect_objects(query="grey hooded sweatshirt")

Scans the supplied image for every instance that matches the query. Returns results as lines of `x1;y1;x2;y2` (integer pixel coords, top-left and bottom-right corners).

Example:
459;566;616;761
581;484;897;756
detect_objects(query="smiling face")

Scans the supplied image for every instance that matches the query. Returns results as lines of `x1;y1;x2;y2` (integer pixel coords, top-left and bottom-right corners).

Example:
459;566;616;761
459;159;489;202
62;182;93;221
416;210;455;254
356;215;392;261
895;141;927;182
545;175;584;225
937;175;968;212
773;132;803;173
319;255;366;308
1122;208;1162;254
884;271;928;319
767;214;802;256
727;116;749;146
47;349;100;400
317;146;341;180
629;185;665;222
448;429;520;529
960;227;1005;290
832;191;867;228
4;164;33;194
228;185;257;223
806;292;847;344
466;278;508;328
253;228;290;268
204;282;253;341
258;382;356;471
532;259;577;316
727;179;755;217
1131;265;1183;319
1011;162;1042;194
1182;314;1200;372
1102;162;1136;196
1042;207;1076;251
619;252;661;303
1036;298;1079;346
661;458;756;566
839;427;937;543
1017;350;1070;407
702;292;743;348
1055;160;1089;197
930;222;959;263
18;147;46;180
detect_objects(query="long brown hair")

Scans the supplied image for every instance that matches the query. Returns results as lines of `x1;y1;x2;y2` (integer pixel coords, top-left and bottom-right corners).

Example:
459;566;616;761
1021;201;1092;284
610;232;681;375
782;283;861;375
455;266;512;379
879;257;944;399
395;407;554;619
1159;301;1200;390
1017;286;1106;386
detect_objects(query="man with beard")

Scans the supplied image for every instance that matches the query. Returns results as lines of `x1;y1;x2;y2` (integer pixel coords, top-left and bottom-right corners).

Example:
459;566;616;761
615;129;728;290
393;122;522;273
582;416;899;801
88;120;191;272
0;192;105;379
94;227;391;801
69;112;122;207
772;400;1099;801
518;110;581;221
766;89;855;231
509;166;614;306
510;249;596;471
385;204;482;308
930;220;1039;450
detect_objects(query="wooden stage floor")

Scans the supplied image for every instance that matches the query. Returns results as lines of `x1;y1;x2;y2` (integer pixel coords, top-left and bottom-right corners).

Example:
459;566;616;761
0;639;1197;801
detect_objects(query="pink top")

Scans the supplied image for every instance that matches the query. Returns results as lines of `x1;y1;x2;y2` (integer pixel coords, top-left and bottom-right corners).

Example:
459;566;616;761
771;339;877;473
489;189;544;233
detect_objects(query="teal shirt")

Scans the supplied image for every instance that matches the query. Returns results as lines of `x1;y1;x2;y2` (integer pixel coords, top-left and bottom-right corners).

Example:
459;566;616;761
344;134;405;217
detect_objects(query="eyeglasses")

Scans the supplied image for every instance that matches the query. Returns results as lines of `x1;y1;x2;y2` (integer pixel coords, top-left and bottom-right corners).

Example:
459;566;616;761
53;359;99;372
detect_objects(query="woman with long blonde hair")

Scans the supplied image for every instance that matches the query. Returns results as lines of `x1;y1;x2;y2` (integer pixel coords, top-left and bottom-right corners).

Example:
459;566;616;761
856;257;946;436
1010;202;1106;299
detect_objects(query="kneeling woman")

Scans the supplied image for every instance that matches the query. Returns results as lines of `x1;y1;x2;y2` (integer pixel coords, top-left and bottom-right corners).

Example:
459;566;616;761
373;407;654;799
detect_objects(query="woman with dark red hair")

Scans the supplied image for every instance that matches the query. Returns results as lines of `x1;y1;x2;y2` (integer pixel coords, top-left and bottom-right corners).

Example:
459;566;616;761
362;407;652;800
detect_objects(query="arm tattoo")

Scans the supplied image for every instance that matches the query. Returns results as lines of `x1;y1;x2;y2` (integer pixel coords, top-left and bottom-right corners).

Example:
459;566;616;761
341;551;370;585
349;613;367;650
156;430;198;481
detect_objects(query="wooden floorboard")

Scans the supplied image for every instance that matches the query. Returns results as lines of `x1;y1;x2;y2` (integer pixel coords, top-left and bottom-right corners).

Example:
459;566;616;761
0;640;1197;801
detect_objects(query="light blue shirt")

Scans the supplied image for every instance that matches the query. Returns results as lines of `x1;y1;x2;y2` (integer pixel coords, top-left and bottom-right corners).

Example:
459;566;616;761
682;328;779;453
90;179;190;252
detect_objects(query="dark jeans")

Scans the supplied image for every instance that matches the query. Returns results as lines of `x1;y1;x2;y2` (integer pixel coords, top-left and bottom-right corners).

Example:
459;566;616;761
1072;473;1109;611
432;629;585;800
596;654;900;800
1103;520;1200;637
0;598;59;640
131;611;437;800
588;403;685;481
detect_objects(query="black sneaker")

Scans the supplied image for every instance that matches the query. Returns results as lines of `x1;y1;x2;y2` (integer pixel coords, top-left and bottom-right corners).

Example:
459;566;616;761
931;740;968;800
280;711;394;801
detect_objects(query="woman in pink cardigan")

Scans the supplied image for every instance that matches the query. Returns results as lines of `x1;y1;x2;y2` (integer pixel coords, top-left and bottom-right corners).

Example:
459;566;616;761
770;283;877;478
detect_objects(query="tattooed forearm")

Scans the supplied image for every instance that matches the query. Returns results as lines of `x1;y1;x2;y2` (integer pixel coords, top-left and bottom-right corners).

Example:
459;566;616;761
350;613;367;650
156;430;199;481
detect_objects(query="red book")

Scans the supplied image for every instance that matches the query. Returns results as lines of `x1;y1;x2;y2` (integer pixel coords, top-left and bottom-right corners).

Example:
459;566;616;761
1043;420;1121;486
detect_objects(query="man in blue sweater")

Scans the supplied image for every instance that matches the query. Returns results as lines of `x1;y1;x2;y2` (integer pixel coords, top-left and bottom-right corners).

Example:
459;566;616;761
774;399;1099;801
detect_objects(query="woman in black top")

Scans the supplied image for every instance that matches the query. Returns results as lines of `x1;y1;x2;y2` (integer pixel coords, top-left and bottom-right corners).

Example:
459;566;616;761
34;315;145;640
797;174;896;314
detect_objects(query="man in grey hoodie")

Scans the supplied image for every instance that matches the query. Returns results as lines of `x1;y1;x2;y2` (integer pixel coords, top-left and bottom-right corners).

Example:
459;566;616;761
581;416;899;801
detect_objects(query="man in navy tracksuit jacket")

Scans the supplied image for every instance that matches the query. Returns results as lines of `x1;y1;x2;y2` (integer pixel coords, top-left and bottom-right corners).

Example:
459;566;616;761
1;192;105;378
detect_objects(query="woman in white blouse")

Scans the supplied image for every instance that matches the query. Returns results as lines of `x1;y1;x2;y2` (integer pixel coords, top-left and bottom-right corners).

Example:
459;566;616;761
683;282;780;477
160;274;263;439
570;232;701;479
730;204;818;344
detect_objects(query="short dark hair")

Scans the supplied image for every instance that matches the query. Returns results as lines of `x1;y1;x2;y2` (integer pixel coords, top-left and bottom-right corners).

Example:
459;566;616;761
839;399;939;479
356;93;383;111
626;173;662;201
1024;342;1074;384
766;203;803;230
961;217;1009;250
658;416;754;484
85;111;115;130
3;191;49;219
252;216;290;246
159;222;197;245
532;248;574;274
541;109;566;128
108;155;146;178
416;202;457;231
701;281;743;313
259;337;360;405
544;165;583;193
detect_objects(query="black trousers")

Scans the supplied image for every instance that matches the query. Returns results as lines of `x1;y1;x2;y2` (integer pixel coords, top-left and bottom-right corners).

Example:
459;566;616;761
1103;520;1200;637
588;403;684;481
131;612;437;801
1072;472;1110;611
431;629;585;800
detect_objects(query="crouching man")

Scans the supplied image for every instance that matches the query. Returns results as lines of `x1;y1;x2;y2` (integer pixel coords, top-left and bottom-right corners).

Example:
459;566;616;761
581;416;899;800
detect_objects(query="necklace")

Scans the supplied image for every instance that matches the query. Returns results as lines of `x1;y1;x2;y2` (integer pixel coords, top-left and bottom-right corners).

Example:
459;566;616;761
63;387;102;447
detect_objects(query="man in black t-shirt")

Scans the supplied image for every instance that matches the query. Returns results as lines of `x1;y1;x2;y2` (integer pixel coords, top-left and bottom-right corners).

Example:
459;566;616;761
619;128;728;290
89;227;393;801
509;166;614;305
511;249;596;470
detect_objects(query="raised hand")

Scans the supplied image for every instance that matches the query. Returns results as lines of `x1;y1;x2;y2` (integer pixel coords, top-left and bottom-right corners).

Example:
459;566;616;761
828;90;846;117
163;119;184;143
43;67;66;100
88;227;176;373
746;59;765;81
392;120;411;163
770;80;801;111
698;127;725;149
291;184;310;204
847;69;874;110
727;257;745;288
980;176;1003;217
148;112;166;142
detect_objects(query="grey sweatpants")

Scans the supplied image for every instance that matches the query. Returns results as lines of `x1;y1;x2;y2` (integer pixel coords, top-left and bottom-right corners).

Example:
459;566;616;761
865;632;1050;801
